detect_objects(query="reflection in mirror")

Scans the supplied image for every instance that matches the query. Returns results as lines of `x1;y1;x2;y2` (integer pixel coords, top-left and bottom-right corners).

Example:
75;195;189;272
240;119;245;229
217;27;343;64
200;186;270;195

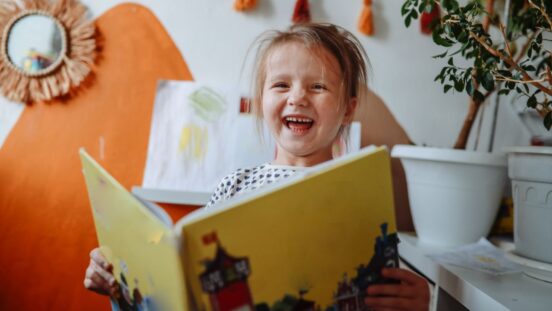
7;14;64;74
0;0;95;103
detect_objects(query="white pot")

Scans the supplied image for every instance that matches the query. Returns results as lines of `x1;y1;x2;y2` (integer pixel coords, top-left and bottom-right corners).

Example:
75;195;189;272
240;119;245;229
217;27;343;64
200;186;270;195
504;146;552;263
392;145;507;247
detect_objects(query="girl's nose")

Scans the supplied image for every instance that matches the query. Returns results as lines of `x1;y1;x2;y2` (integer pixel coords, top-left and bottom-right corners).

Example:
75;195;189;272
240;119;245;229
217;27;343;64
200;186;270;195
287;87;307;106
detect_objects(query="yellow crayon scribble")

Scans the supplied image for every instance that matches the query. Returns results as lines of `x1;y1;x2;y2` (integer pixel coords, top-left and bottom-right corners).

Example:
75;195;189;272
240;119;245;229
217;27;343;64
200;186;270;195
179;127;191;152
179;124;208;160
193;127;207;158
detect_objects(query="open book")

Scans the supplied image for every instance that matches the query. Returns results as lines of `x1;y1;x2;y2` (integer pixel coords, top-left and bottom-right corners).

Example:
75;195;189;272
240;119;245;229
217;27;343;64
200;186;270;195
80;146;399;311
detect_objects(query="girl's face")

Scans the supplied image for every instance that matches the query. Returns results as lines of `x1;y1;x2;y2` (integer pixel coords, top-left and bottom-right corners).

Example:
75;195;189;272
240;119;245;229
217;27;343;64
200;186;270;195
262;42;356;167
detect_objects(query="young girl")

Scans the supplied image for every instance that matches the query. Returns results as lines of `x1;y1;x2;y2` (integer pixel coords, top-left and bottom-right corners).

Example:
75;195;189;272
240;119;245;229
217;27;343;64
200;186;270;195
85;23;430;310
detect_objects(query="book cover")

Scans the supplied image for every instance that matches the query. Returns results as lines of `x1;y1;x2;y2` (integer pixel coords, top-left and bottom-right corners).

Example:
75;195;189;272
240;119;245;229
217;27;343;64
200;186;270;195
80;146;398;311
81;150;189;311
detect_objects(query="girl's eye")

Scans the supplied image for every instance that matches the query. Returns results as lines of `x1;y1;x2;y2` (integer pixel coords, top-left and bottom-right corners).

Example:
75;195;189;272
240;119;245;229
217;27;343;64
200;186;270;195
273;82;289;89
312;83;327;91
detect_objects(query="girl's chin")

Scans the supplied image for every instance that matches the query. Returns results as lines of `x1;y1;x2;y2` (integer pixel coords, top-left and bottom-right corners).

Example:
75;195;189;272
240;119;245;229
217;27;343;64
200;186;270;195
277;143;333;159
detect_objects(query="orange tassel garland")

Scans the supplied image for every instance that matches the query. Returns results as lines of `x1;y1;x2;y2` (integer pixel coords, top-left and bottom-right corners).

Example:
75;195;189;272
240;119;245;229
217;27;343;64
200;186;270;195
233;0;257;12
292;0;311;24
420;3;440;34
358;0;374;36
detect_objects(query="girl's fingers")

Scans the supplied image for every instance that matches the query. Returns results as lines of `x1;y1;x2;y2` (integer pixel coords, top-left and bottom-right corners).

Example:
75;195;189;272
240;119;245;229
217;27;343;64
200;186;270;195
90;249;112;271
367;284;418;298
84;248;119;297
91;260;116;286
90;269;111;290
382;268;426;285
365;296;413;310
84;266;110;295
109;284;121;299
84;263;120;298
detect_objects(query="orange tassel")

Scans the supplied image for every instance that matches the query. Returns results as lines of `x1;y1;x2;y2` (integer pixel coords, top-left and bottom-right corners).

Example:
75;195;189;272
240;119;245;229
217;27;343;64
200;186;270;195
233;0;257;11
292;0;311;24
358;0;374;36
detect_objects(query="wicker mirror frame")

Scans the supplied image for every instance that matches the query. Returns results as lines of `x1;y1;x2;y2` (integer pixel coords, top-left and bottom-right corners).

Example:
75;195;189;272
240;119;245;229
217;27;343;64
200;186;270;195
0;0;95;103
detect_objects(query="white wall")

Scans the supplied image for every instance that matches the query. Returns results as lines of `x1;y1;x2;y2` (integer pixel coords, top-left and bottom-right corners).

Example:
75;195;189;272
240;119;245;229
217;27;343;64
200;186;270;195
1;0;532;150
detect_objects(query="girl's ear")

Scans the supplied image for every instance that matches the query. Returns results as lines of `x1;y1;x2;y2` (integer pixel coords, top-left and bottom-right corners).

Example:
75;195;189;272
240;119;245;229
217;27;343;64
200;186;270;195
342;97;358;125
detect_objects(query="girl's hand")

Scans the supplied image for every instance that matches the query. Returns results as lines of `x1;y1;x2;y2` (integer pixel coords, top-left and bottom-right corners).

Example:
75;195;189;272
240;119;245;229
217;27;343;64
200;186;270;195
365;268;430;311
83;248;120;298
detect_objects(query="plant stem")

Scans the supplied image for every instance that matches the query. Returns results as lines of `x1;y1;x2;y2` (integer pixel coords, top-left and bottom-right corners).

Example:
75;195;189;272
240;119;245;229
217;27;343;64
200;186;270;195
453;0;495;150
454;96;482;149
494;76;548;83
469;31;552;96
528;0;552;29
514;31;537;63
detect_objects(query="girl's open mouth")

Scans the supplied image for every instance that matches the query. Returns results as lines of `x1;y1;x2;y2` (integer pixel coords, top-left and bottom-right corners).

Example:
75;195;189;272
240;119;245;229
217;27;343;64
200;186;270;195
283;116;314;133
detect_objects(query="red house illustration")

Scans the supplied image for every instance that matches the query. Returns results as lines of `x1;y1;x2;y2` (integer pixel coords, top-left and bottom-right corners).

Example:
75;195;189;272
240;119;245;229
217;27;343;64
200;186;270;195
199;232;254;311
333;273;361;311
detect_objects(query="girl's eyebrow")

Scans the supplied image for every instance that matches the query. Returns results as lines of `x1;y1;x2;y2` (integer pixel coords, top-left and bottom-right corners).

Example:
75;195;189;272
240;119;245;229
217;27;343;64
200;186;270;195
266;74;291;81
267;72;334;82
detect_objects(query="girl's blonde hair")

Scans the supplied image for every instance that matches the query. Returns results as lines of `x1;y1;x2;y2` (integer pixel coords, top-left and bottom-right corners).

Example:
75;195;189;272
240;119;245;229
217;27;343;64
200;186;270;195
250;23;370;140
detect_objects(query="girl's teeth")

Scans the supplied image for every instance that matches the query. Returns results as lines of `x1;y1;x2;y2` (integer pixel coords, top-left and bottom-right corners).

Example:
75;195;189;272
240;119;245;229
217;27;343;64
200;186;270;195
285;117;312;123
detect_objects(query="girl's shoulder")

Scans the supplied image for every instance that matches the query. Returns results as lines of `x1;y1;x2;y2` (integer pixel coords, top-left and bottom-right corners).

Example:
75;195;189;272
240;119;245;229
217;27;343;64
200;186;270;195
221;163;297;183
206;163;301;208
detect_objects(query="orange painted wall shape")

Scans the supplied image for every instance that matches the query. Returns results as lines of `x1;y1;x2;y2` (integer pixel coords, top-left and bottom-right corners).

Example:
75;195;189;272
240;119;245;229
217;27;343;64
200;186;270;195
0;4;197;310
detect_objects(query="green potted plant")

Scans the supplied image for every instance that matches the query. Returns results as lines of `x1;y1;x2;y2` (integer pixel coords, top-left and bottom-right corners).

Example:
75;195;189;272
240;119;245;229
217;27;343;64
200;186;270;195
392;0;552;250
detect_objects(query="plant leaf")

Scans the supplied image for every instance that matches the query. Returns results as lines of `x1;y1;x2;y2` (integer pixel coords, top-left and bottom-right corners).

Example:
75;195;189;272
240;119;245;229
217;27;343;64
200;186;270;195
405;15;412;27
454;79;464;92
497;89;510;96
473;90;485;102
544;112;552;131
433;50;448;58
433;31;454;47
481;71;495;91
527;95;537;108
466;78;474;96
401;1;411;15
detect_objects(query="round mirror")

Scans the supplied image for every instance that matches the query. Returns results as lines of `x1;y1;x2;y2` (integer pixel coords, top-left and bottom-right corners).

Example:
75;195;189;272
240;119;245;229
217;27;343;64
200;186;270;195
6;13;65;75
0;0;95;103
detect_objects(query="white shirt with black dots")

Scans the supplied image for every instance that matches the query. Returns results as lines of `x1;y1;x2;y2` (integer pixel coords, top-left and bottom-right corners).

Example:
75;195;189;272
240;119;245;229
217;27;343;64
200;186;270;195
206;164;305;208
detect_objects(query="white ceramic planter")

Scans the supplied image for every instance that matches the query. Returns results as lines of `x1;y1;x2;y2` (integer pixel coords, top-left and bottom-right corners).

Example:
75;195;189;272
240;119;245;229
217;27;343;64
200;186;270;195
505;146;552;263
392;145;507;247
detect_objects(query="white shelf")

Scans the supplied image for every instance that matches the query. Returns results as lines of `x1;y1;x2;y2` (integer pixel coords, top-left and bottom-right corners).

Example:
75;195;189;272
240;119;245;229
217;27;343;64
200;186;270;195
131;187;210;205
398;232;552;311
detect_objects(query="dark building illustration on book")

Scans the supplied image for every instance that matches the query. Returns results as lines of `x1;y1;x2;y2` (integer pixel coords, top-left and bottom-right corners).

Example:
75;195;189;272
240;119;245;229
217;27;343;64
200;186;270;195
199;223;398;311
200;232;254;311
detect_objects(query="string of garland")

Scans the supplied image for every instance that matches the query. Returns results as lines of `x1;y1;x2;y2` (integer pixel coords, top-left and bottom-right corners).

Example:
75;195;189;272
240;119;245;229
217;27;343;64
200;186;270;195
420;2;440;34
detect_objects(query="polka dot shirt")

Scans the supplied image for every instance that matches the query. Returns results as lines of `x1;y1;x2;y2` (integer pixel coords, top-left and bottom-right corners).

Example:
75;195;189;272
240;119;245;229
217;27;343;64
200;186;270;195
206;164;304;208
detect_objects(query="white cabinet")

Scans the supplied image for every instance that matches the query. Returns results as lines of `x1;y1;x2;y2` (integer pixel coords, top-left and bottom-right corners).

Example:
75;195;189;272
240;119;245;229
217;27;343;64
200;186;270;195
398;232;552;311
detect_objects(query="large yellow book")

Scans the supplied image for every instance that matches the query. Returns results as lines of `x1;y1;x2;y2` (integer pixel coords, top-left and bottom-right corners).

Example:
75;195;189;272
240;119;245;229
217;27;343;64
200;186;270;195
80;146;399;311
